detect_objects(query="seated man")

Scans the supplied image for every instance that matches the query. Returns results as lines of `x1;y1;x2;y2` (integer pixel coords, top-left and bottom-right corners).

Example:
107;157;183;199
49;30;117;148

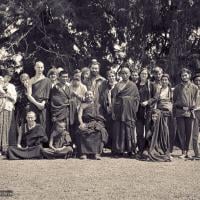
42;121;73;159
7;111;48;160
76;91;108;160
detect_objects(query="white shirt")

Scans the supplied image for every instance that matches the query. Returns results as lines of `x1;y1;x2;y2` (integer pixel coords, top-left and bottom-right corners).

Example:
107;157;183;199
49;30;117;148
4;83;17;111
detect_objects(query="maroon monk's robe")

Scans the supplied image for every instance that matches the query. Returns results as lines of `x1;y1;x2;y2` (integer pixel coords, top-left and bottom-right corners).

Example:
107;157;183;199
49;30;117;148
50;83;77;131
42;131;73;159
30;78;52;135
111;80;139;154
7;124;48;160
76;103;108;155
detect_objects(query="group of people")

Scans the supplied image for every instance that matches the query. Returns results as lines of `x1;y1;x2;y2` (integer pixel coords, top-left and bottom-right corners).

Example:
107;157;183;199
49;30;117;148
0;59;200;162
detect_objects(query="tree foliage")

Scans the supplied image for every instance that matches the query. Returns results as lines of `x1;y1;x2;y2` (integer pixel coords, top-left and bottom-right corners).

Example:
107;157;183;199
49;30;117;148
0;0;199;82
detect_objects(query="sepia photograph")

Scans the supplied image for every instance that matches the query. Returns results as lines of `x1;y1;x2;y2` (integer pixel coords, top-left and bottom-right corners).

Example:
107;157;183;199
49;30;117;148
0;0;200;199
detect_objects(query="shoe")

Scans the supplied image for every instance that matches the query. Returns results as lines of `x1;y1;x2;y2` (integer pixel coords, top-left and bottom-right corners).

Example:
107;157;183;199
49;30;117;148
94;154;101;160
127;152;136;159
185;154;192;159
80;154;87;160
179;154;185;159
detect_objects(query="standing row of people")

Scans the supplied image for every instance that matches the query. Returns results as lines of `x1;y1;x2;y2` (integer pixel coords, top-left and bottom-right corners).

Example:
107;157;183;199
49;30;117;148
0;59;199;161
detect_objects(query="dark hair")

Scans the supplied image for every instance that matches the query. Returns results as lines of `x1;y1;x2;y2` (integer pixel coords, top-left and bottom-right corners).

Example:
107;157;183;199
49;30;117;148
193;73;200;81
180;68;191;76
59;70;68;77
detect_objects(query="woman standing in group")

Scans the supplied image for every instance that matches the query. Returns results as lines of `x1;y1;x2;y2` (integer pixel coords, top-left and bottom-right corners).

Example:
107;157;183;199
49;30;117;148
27;61;52;135
98;69;117;149
0;70;17;155
15;73;32;141
136;68;156;159
47;68;59;88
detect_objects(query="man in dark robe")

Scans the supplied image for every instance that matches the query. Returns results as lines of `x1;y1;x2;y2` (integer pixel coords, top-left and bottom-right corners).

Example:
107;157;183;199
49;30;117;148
50;71;77;132
7;111;48;160
111;67;139;157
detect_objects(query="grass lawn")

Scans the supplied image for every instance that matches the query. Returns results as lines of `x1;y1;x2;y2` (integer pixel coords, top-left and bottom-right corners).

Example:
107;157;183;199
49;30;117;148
0;151;200;200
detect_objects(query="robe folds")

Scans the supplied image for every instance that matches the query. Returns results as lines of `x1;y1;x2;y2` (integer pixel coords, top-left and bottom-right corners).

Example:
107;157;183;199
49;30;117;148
42;130;73;159
50;83;77;129
76;103;108;155
112;81;139;153
7;124;48;160
30;78;52;134
147;110;171;162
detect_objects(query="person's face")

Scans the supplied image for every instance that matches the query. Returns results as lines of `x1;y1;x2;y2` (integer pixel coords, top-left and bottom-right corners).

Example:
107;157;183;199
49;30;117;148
131;72;139;82
107;73;116;84
161;77;169;87
56;123;66;133
35;63;44;75
194;77;200;88
120;69;130;81
26;112;36;125
59;74;69;84
140;70;148;81
49;73;57;82
152;113;158;122
85;91;94;102
4;75;11;83
20;75;29;85
181;72;190;83
154;70;163;81
90;64;100;76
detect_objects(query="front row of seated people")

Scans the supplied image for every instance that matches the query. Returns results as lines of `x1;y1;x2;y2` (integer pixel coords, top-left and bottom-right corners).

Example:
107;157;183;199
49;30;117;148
7;91;108;160
7;91;170;161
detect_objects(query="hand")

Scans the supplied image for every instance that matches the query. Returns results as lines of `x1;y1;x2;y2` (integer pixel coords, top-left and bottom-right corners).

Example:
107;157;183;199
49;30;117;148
36;102;45;110
79;123;86;129
17;144;22;148
183;107;189;111
141;101;148;107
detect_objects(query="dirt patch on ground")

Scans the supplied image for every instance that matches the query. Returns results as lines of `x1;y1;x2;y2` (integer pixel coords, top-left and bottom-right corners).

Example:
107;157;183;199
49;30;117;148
0;151;200;200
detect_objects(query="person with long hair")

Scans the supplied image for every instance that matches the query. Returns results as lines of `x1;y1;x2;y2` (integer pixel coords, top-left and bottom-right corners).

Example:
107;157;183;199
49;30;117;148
146;109;171;162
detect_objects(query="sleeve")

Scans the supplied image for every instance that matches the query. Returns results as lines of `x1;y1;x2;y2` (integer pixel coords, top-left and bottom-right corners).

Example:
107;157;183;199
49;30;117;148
9;84;17;103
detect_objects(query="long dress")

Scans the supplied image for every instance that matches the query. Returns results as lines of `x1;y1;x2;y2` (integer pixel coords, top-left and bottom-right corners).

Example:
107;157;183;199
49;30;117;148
111;80;139;154
76;103;108;155
147;110;171;162
7;124;48;160
30;78;52;134
0;83;17;153
42;131;73;159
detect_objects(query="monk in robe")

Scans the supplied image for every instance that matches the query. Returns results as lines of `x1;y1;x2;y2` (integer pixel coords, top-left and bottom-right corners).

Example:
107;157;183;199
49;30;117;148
7;111;48;160
50;71;77;132
111;67;139;158
27;61;52;136
76;91;108;160
146;109;171;162
42;121;73;159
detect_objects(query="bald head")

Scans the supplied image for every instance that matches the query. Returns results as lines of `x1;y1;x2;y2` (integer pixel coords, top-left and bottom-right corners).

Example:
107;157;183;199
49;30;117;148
120;67;131;81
